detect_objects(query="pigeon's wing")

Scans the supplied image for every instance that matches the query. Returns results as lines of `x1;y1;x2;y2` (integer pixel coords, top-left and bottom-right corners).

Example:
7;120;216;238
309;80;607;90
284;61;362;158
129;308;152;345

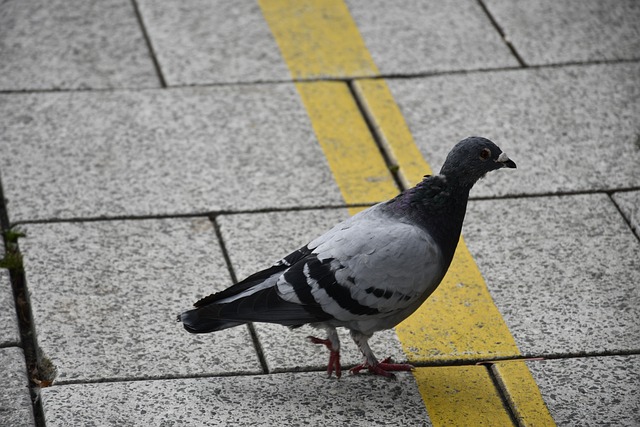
193;245;313;307
276;206;445;323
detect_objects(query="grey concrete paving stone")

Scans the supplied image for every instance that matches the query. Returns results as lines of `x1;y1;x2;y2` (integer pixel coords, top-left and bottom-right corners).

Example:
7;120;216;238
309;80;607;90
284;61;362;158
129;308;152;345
0;269;20;346
386;62;640;197
217;210;406;372
0;0;158;91
346;0;519;74
0;347;35;427
613;190;640;237
0;84;343;222
526;355;640;426
137;0;290;85
41;371;430;426
20;218;261;383
463;194;640;356
484;0;640;65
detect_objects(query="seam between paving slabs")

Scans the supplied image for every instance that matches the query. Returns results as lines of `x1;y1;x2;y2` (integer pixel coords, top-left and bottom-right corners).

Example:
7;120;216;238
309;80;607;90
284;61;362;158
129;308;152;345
607;192;640;243
130;0;167;87
258;0;554;425
474;0;527;67
1;59;638;97
0;174;47;425
210;215;270;374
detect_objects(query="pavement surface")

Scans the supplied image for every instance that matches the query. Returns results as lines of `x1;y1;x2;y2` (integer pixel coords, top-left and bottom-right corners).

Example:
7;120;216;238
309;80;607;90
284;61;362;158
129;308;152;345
1;0;639;426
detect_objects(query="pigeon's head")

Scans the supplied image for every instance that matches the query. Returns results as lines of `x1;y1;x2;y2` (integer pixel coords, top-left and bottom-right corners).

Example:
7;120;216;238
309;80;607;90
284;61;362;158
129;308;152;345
439;136;516;189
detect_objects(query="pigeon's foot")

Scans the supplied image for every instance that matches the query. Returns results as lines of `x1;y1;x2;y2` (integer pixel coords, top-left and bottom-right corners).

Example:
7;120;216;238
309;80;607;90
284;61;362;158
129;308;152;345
307;336;342;378
349;357;414;379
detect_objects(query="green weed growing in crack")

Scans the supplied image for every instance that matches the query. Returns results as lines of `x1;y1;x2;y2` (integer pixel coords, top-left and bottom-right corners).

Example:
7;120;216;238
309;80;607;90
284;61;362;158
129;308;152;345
4;226;26;244
0;227;58;386
33;345;58;387
1;226;26;272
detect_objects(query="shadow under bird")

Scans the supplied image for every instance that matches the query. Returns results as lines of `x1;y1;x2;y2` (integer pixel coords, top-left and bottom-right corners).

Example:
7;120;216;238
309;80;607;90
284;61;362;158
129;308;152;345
178;136;516;378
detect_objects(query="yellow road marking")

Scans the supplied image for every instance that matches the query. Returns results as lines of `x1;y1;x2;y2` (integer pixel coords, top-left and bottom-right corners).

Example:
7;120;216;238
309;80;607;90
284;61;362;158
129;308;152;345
258;0;378;79
259;0;553;425
415;366;514;425
493;361;556;427
295;81;397;215
352;80;433;188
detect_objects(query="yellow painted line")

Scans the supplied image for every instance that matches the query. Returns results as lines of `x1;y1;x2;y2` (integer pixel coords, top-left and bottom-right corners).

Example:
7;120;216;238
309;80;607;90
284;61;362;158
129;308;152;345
352;80;432;188
493;361;556;427
414;366;513;425
295;81;398;215
259;0;553;425
258;0;379;80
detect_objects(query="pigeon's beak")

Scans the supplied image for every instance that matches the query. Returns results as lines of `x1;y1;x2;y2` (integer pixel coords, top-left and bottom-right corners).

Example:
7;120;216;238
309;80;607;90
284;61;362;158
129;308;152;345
497;152;517;169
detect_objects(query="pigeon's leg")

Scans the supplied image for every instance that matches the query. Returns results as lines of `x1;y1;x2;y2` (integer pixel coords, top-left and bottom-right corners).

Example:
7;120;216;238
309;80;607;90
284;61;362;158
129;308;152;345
307;327;342;378
349;330;414;378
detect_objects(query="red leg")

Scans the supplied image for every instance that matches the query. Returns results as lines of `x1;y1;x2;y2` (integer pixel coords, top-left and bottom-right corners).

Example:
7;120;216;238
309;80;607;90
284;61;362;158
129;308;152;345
307;336;342;378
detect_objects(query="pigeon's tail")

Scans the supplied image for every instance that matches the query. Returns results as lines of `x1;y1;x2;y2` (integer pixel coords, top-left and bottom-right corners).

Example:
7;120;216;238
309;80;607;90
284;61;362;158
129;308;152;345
177;286;331;334
178;307;245;333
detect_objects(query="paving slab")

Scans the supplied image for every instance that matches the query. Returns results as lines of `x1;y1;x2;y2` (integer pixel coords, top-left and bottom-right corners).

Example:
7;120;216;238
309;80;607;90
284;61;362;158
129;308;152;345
0;0;158;91
414;366;513;425
484;0;640;65
0;84;343;222
613;190;640;237
137;0;290;85
463;194;640;357
41;371;430;426
217;209;407;372
0;269;20;347
523;356;640;426
346;0;518;74
20;218;261;383
0;347;35;427
384;62;640;197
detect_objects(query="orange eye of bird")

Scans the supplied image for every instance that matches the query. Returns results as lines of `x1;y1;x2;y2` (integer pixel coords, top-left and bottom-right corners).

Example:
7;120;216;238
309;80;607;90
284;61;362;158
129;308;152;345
480;148;491;160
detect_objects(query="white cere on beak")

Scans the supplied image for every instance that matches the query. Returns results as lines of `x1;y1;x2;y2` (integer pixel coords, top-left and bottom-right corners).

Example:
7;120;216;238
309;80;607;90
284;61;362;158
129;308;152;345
496;152;511;163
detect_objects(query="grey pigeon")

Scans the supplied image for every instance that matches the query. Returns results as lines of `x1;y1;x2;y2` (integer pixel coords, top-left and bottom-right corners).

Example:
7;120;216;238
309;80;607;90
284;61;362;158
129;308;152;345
178;136;516;378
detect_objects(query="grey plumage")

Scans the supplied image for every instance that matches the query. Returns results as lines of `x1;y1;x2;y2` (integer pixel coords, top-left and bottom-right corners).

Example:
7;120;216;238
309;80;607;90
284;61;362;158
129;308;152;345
178;136;516;378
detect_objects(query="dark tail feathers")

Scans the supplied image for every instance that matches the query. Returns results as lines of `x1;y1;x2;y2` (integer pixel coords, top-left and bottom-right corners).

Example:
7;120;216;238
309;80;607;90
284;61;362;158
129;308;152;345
177;286;330;334
177;306;245;333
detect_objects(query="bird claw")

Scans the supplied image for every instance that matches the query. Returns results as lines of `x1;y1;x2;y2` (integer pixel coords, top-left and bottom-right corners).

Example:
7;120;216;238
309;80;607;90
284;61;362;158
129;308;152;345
307;336;342;378
349;357;414;379
307;338;412;379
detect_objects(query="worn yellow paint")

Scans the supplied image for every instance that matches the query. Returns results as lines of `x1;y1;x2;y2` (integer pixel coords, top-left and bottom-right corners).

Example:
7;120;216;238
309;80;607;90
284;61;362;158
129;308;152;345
258;0;379;80
493;361;557;427
352;79;432;188
260;0;553;425
414;366;514;425
295;81;398;215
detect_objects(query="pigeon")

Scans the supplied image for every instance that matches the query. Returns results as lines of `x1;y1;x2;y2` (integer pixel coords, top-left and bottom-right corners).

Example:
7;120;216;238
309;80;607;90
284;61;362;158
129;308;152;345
178;136;516;378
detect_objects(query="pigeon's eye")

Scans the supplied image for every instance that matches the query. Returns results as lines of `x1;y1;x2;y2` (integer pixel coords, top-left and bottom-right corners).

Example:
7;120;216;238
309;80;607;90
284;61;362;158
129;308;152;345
480;148;491;160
